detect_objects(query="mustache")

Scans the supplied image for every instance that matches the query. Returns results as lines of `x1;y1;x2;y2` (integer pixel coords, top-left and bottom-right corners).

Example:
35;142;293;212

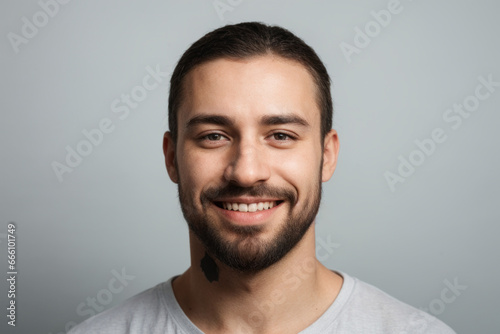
201;183;297;205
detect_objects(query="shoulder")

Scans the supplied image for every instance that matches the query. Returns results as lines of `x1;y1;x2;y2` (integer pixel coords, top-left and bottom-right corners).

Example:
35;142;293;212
68;280;172;334
334;272;457;334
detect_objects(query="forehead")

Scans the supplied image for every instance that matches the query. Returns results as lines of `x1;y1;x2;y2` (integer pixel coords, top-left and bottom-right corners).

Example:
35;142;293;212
178;55;320;129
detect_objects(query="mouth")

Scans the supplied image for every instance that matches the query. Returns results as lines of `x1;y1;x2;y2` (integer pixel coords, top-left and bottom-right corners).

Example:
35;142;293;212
214;200;284;212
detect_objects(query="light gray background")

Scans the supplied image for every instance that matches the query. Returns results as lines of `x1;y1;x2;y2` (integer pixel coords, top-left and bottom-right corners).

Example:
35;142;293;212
1;0;499;333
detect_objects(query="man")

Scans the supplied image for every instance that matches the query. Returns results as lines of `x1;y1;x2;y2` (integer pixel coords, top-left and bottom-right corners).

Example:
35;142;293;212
70;22;456;333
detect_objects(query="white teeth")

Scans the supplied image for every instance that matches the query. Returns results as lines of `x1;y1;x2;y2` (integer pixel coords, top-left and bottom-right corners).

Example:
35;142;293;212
222;201;277;212
248;203;257;212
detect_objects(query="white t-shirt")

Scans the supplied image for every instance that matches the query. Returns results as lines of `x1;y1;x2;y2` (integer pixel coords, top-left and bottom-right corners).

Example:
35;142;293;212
69;271;456;333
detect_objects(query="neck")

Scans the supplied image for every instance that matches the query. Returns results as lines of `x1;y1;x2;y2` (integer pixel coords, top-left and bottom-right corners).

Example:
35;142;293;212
172;224;343;334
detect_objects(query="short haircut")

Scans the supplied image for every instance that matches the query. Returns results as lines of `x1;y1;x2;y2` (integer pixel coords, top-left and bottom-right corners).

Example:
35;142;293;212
168;22;333;142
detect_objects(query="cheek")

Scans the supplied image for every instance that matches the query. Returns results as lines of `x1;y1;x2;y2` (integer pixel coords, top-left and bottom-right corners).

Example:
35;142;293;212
274;148;322;192
176;148;226;193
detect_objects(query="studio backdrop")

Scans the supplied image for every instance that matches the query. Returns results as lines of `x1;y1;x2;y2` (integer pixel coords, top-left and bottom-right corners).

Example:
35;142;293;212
1;0;499;333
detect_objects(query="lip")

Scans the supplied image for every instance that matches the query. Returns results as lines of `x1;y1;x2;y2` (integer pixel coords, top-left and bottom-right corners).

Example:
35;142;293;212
215;197;281;204
212;200;283;226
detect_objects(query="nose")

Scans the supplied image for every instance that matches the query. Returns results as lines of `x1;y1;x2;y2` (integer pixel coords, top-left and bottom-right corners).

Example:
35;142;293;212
223;138;271;187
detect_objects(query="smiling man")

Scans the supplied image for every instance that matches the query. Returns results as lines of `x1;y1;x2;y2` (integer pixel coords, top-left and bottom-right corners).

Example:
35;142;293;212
70;22;456;334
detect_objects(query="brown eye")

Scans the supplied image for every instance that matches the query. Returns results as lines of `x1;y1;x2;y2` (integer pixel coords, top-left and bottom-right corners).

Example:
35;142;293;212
205;133;224;141
273;133;289;140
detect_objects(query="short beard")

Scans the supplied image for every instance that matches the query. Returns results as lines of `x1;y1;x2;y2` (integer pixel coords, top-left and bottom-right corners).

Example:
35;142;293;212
178;178;322;274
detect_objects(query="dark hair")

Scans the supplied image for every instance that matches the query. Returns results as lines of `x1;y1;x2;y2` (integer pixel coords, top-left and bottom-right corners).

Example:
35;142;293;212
168;22;333;142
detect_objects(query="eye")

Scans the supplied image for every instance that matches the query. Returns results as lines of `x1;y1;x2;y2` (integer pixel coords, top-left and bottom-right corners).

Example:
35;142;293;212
272;132;293;141
203;133;226;141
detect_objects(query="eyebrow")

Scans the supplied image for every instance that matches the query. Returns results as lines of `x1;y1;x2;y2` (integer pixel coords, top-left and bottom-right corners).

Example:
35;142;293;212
185;113;310;129
185;115;234;129
260;114;310;127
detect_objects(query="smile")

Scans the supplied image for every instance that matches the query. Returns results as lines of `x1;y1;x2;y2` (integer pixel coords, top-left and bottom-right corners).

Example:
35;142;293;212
215;201;283;212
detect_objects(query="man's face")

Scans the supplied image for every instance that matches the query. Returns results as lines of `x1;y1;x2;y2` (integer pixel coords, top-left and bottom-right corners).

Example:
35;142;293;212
165;55;337;272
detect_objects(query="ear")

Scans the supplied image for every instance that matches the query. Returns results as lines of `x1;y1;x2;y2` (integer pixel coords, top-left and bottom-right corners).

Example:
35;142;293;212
321;129;339;182
163;131;179;183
